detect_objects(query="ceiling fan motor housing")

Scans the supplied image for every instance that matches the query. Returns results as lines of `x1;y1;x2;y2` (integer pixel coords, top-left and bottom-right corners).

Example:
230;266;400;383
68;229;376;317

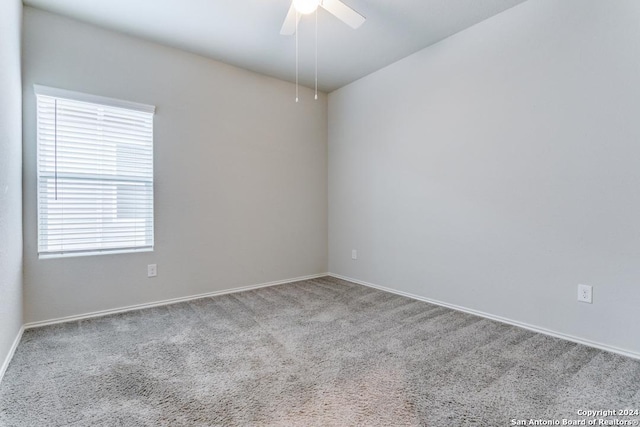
294;0;320;15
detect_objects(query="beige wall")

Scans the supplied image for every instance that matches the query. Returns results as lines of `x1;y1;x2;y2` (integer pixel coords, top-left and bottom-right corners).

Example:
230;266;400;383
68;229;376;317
22;7;328;323
0;0;24;372
329;0;640;356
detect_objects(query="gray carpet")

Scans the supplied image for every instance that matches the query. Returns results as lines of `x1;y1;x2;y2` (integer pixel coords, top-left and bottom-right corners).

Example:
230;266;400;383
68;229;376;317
1;276;639;426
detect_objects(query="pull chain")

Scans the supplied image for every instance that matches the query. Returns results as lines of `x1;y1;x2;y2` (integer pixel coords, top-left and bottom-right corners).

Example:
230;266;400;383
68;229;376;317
315;8;318;100
295;11;299;103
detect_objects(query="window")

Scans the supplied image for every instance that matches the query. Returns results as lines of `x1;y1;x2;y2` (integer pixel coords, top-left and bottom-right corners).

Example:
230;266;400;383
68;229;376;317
35;85;155;258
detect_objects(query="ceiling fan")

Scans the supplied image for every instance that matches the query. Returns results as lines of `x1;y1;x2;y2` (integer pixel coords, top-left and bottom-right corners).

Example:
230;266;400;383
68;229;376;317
280;0;366;35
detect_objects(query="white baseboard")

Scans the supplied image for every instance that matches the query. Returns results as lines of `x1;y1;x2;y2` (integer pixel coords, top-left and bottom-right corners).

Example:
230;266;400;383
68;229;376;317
24;273;329;329
0;325;25;385
329;273;640;361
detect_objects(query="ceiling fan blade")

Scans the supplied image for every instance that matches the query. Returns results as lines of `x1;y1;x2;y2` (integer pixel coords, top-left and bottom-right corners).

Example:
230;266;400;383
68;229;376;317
320;0;365;29
280;2;301;35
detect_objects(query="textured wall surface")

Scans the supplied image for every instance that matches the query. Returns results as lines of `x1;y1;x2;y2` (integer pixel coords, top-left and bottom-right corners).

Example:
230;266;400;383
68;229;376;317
22;8;328;323
0;0;24;373
329;0;640;355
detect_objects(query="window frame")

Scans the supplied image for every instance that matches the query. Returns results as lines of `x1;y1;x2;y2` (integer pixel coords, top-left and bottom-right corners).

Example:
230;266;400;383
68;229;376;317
34;85;156;259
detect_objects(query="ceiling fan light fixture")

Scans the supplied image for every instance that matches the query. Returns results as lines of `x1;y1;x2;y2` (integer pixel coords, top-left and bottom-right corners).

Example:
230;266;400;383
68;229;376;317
293;0;320;15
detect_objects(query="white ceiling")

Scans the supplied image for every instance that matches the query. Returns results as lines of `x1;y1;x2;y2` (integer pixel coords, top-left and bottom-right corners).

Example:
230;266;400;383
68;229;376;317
23;0;528;92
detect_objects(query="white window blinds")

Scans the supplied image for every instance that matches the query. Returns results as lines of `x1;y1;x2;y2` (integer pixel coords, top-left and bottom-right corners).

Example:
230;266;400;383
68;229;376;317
35;85;155;258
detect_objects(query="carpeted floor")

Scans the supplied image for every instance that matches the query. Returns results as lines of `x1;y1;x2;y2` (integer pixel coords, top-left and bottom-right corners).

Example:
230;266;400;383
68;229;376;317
1;276;639;426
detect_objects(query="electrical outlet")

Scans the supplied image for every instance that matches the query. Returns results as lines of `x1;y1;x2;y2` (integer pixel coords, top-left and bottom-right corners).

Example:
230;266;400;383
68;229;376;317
147;264;157;278
351;249;357;260
577;284;592;304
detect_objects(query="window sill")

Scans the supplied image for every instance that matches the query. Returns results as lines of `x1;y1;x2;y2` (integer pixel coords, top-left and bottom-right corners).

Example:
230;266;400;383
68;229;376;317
38;247;154;260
